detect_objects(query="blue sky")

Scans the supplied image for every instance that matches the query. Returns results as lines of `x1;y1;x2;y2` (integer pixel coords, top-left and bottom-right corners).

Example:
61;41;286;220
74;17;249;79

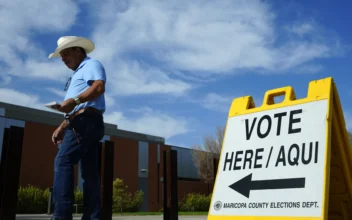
1;0;352;149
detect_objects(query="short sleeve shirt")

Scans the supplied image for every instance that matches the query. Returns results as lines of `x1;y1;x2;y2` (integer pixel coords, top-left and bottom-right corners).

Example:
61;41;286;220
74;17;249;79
64;57;106;115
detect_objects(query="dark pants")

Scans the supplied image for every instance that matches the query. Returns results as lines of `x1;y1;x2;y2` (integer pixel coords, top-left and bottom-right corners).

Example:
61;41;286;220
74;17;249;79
53;110;104;220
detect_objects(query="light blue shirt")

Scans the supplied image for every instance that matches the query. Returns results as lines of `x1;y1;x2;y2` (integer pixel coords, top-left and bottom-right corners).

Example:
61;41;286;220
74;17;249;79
64;57;106;115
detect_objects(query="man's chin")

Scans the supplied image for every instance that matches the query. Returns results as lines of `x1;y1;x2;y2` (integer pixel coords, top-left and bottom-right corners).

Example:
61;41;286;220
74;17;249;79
65;64;74;70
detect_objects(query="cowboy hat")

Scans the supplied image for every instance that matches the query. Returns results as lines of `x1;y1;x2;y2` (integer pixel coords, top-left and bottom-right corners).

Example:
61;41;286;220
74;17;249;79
48;36;95;58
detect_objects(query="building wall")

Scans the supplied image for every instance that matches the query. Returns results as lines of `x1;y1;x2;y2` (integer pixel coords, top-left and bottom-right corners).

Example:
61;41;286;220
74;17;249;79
171;146;200;180
169;146;214;203
110;136;139;195
178;180;213;201
0;117;78;191
19;121;62;189
0;116;26;161
0;107;217;212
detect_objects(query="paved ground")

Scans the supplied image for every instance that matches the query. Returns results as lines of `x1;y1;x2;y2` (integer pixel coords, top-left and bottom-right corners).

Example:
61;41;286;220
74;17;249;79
16;214;207;220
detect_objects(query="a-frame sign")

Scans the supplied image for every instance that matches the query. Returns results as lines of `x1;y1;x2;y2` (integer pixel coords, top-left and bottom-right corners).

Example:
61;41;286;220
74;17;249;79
208;77;352;220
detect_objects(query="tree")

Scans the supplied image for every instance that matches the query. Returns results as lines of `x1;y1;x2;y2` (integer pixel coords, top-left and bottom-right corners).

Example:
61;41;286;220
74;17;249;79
191;126;225;183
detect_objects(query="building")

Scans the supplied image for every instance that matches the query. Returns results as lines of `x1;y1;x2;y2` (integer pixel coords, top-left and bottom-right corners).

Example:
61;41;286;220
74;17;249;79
0;102;218;212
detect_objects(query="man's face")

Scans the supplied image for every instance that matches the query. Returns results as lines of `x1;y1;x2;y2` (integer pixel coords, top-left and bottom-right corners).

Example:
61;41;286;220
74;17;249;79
60;47;82;70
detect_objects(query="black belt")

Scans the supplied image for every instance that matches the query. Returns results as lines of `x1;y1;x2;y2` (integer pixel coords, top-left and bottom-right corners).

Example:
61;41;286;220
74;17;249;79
68;107;102;121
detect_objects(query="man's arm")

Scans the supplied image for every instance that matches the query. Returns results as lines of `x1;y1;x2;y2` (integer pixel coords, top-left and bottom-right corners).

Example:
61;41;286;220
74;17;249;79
77;80;105;103
57;80;105;113
78;60;106;102
59;119;69;129
52;119;69;145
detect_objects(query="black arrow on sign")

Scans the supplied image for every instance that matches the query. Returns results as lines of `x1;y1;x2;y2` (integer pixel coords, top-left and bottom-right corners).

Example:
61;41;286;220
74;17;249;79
229;173;305;198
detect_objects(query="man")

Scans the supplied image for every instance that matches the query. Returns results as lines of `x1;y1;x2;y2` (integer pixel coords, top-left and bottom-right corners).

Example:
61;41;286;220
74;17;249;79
48;36;106;220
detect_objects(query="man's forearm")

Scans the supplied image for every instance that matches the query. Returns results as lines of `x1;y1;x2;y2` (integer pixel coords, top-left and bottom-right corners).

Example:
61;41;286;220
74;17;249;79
59;119;69;129
77;80;105;103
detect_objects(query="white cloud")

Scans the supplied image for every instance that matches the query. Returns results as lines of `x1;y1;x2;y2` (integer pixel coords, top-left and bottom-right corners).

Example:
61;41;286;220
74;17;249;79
0;88;69;115
0;87;118;119
128;106;154;114
0;88;44;111
0;0;78;33
0;89;36;106
23;59;71;82
46;88;66;98
89;0;341;81
295;64;324;74
270;42;331;72
105;60;192;96
0;0;78;81
0;89;189;140
0;74;11;86
285;22;316;36
166;141;189;148
0;0;346;135
199;93;233;112
0;0;343;99
105;94;116;108
104;108;190;139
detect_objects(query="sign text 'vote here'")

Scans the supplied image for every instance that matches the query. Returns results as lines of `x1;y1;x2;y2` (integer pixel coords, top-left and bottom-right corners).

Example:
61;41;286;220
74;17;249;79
222;108;319;172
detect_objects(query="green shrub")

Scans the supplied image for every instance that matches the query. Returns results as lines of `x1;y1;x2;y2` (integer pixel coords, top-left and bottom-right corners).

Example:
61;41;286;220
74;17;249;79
17;185;85;214
74;188;83;204
179;193;211;212
17;185;50;213
112;178;144;213
16;179;144;214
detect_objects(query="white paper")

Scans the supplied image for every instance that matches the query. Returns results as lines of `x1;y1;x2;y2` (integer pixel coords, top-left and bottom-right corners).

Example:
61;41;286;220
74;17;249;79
44;101;61;112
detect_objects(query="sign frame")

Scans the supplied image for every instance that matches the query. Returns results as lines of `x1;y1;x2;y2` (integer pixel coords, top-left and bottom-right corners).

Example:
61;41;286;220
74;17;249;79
207;77;352;220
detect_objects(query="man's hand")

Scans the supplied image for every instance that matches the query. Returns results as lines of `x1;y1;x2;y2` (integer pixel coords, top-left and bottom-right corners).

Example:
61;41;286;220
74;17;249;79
52;125;67;145
57;98;76;113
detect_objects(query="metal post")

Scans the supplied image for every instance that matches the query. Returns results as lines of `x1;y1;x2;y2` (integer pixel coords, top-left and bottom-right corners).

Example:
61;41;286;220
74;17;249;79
170;150;178;220
0;128;9;212
163;151;170;220
213;158;219;180
0;126;25;220
100;140;114;220
0;128;9;213
47;187;53;214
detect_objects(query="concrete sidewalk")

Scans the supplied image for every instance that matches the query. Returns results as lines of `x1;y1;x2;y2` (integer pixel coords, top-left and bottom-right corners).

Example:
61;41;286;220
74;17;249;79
16;214;208;220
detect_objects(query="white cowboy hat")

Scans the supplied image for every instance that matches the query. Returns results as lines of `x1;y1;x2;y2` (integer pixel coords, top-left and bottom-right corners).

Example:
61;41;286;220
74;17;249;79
48;36;95;58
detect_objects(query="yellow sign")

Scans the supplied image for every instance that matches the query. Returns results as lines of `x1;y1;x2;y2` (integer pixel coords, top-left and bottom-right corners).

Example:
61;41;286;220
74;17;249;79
208;77;352;219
